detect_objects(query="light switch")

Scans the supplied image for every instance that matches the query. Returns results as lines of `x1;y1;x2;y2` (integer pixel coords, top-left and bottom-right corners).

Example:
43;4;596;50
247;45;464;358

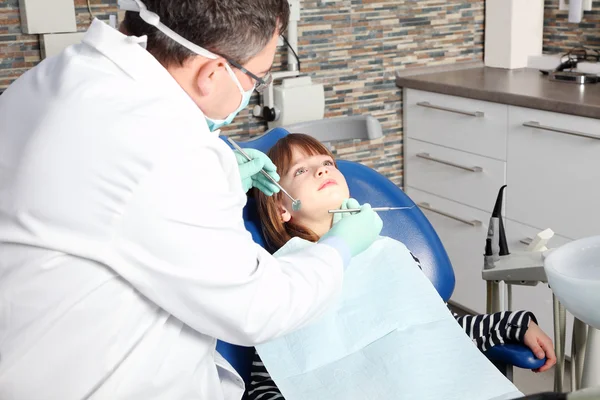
288;0;300;22
560;0;594;11
41;32;86;59
559;0;567;11
18;0;77;34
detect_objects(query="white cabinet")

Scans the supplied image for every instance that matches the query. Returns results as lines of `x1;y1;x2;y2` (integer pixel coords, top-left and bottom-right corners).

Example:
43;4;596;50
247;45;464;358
405;139;506;212
404;89;509;313
405;87;600;356
506;106;600;239
405;89;508;160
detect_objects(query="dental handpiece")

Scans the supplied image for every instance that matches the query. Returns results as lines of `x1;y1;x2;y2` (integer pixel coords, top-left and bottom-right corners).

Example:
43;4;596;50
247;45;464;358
328;206;415;214
227;137;302;211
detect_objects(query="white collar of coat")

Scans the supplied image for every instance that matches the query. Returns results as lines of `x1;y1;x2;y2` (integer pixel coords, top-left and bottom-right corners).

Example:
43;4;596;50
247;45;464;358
81;19;220;138
83;19;174;87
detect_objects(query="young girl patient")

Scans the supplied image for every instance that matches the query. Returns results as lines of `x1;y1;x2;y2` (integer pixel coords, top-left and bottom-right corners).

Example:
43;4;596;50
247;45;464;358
247;133;556;400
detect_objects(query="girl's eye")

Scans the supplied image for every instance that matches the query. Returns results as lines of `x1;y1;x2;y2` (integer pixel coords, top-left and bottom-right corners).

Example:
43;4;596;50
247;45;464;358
323;160;334;166
294;167;307;176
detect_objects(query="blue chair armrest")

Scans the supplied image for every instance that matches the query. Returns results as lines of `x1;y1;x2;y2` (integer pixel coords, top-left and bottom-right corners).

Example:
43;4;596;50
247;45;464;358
484;343;546;370
518;393;567;400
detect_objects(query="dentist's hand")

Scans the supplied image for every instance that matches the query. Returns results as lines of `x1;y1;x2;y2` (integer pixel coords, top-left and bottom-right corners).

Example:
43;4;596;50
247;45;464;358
332;198;361;225
321;203;383;257
235;149;281;196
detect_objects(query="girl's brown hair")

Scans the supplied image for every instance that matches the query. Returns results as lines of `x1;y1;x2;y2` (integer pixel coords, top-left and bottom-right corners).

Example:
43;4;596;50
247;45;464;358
255;133;337;252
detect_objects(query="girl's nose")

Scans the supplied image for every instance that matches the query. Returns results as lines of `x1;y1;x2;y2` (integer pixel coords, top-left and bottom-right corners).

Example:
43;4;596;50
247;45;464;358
316;167;328;177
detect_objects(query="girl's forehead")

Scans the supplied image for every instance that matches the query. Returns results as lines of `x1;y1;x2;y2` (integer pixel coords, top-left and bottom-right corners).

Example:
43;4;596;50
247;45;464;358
290;146;328;162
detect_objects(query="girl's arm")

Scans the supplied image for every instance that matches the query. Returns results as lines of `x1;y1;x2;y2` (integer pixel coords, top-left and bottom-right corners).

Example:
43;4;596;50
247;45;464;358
452;310;536;352
409;251;536;352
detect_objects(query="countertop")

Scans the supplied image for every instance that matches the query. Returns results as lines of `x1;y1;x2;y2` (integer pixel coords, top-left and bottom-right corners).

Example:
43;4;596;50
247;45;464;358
395;65;600;119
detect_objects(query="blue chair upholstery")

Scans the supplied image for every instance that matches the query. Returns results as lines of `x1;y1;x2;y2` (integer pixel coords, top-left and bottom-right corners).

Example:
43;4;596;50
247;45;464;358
485;343;547;369
218;128;544;396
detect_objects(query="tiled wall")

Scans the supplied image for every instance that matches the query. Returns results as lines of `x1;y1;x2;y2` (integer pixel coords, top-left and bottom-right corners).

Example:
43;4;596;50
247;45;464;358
0;0;486;185
0;0;119;91
224;1;485;185
544;0;600;54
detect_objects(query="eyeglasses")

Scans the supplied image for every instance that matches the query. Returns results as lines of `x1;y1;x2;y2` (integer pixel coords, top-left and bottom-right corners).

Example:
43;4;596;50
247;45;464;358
226;58;273;93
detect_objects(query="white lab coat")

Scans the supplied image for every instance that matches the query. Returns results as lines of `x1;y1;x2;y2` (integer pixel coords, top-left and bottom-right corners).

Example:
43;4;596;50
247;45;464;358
0;19;344;400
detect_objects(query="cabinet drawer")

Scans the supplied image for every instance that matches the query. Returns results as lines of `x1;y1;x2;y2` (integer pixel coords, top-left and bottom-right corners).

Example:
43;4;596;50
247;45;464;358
505;219;574;356
404;89;508;160
507;106;600;239
406;187;490;313
405;139;506;212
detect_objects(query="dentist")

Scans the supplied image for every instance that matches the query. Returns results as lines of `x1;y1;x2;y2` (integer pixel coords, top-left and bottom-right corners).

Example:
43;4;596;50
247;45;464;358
0;1;382;399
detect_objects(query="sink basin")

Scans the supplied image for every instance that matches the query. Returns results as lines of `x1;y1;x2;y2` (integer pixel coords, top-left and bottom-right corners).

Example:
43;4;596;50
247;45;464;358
544;236;600;330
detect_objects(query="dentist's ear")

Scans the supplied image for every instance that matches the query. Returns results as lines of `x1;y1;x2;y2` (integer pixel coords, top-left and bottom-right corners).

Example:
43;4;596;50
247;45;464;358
196;58;225;96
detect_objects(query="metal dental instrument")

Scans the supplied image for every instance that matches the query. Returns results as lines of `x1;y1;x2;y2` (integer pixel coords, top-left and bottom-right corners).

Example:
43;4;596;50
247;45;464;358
328;206;415;214
227;137;302;211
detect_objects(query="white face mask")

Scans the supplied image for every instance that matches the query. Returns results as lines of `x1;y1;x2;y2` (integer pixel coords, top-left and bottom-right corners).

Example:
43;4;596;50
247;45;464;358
118;0;253;131
204;85;254;132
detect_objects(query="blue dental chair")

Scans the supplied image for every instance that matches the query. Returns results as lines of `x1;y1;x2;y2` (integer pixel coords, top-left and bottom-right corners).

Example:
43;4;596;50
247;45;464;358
218;121;545;398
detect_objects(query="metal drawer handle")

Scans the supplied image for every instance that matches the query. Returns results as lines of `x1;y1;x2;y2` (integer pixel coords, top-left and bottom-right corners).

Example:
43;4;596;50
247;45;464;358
520;237;533;246
523;121;600;141
416;152;483;172
418;202;482;227
417;101;485;117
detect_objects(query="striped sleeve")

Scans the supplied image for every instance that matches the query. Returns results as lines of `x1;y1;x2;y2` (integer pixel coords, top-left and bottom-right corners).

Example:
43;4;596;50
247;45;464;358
452;310;538;352
409;251;538;353
248;350;285;400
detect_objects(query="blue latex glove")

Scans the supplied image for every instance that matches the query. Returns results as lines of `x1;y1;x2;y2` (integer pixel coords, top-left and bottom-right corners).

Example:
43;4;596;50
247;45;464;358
321;203;383;257
235;149;281;196
332;198;361;225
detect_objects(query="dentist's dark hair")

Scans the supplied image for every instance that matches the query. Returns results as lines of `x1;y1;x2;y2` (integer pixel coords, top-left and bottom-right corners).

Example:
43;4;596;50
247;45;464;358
122;0;289;67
